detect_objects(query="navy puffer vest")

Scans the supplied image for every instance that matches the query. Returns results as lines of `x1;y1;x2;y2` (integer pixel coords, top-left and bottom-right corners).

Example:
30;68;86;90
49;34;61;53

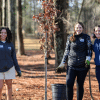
62;33;92;69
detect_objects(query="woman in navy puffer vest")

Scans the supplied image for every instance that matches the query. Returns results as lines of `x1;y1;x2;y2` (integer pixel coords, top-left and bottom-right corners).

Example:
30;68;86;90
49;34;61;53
56;22;92;100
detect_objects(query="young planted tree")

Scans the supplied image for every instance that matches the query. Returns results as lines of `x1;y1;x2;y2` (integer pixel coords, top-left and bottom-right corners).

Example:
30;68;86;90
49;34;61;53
33;0;58;58
33;0;69;67
33;0;59;99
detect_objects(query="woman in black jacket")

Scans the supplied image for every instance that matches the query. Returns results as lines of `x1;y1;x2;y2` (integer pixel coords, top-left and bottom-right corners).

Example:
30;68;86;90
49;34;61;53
56;22;92;100
0;27;21;100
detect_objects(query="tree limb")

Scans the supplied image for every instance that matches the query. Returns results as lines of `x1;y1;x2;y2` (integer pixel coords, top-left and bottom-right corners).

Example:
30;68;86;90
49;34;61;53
78;0;85;21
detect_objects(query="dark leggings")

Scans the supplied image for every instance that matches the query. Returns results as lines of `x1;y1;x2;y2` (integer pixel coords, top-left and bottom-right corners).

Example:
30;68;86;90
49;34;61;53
95;66;100;91
66;67;89;100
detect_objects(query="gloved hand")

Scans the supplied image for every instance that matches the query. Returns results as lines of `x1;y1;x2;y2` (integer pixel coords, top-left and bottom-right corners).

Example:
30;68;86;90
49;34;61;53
58;63;65;68
56;63;65;73
17;71;22;77
85;60;90;68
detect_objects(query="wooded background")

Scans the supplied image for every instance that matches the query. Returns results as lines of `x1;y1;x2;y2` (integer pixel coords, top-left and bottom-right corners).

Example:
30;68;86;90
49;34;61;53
0;0;100;66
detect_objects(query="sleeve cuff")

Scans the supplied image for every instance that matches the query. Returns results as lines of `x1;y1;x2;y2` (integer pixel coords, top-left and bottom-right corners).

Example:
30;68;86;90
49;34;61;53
86;56;91;61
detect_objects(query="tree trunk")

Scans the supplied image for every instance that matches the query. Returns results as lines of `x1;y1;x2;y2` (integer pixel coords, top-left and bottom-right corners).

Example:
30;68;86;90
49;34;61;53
0;0;2;26
33;0;35;34
8;0;11;28
5;0;7;26
16;0;25;55
78;0;85;21
24;0;26;25
2;0;5;26
8;0;16;46
11;0;16;46
23;0;26;32
54;0;68;67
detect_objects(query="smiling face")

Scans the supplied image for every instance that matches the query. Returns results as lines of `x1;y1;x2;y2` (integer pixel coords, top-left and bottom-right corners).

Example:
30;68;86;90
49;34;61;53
75;23;83;35
94;27;100;39
0;29;7;41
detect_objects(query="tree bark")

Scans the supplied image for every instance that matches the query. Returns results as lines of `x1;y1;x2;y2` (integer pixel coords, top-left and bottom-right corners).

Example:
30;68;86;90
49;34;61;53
54;0;68;67
23;0;26;31
0;0;2;26
16;0;25;55
33;0;35;35
2;0;5;26
5;0;7;26
95;0;100;4
8;0;10;28
78;0;85;21
8;0;16;46
11;0;16;46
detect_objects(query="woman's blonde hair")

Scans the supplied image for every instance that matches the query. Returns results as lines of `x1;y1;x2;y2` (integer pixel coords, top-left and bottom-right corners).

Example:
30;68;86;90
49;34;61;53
70;22;84;42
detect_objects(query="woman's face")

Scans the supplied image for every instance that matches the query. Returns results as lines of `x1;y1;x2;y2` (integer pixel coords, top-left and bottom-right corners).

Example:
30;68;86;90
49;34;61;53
0;29;7;41
94;27;100;39
75;23;83;35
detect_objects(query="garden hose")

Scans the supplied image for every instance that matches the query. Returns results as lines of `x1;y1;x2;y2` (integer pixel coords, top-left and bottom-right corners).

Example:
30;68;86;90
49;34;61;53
89;69;94;100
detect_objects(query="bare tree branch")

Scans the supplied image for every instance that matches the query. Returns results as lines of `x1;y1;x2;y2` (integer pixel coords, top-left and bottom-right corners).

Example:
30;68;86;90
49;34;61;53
78;0;85;21
95;0;100;4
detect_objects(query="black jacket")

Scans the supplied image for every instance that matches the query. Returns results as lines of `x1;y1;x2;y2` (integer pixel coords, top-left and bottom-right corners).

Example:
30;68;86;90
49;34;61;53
62;33;92;70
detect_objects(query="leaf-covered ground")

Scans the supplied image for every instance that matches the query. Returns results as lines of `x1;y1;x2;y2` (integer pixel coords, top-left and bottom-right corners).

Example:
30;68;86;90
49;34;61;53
1;50;100;100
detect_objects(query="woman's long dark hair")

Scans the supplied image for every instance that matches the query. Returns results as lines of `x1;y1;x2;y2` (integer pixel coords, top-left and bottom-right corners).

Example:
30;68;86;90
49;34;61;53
70;22;84;42
0;27;12;43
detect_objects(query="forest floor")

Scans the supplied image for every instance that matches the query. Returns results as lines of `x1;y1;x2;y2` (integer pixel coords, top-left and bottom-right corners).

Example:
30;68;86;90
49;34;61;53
1;50;100;100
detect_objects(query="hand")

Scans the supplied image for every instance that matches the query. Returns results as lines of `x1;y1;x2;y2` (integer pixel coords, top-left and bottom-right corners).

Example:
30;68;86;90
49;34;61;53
58;63;65;68
85;60;90;68
86;60;90;65
56;63;65;73
17;71;21;77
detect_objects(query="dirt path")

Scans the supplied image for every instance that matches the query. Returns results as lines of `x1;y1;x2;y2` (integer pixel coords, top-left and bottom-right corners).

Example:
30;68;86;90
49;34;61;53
1;50;100;100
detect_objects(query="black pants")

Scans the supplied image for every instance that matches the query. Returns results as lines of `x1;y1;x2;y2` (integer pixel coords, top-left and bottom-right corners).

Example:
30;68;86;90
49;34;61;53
66;67;89;100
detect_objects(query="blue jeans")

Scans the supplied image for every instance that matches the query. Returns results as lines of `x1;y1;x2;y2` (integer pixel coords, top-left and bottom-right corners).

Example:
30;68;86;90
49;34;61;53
95;66;100;91
66;67;89;100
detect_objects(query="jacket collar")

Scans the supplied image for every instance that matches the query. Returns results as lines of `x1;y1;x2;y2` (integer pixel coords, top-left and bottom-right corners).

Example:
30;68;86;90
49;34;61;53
0;41;6;43
75;33;83;37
